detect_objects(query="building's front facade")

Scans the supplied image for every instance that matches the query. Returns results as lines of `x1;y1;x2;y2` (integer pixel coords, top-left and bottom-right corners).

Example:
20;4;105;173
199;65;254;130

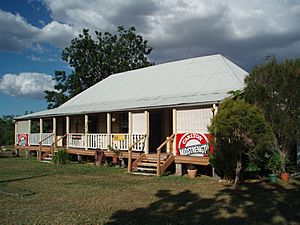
14;54;248;175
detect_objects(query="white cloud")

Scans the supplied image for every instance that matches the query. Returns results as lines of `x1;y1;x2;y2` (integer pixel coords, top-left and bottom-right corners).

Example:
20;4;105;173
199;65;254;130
0;9;39;51
26;55;42;62
38;21;77;48
0;9;76;52
26;54;59;62
0;72;55;99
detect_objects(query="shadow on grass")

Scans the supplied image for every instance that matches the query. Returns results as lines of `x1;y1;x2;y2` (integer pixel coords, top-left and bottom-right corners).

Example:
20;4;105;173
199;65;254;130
0;174;50;183
105;181;300;225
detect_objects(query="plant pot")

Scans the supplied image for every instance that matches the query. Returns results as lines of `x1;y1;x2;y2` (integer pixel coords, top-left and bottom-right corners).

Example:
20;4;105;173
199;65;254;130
281;172;289;183
187;169;197;178
269;174;278;183
112;157;119;165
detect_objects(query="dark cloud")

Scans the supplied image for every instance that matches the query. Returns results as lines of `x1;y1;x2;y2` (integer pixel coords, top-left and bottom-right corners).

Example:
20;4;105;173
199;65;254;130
107;0;159;33
1;0;300;72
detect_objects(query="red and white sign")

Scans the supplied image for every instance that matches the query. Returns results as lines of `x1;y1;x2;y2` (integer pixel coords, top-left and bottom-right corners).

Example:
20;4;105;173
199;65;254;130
17;134;29;146
176;133;212;157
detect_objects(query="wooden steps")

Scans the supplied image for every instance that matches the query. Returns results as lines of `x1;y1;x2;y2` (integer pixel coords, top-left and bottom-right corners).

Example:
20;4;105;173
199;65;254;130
40;153;53;163
130;171;157;176
131;153;174;176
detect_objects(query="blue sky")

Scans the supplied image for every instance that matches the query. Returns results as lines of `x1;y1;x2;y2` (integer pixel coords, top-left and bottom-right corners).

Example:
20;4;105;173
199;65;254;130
0;0;299;116
0;0;71;116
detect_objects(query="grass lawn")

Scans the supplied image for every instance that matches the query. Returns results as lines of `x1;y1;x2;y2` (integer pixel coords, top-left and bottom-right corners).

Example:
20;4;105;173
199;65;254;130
0;151;299;225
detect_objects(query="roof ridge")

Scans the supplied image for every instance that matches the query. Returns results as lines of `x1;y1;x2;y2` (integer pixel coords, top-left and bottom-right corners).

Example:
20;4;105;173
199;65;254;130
219;55;246;86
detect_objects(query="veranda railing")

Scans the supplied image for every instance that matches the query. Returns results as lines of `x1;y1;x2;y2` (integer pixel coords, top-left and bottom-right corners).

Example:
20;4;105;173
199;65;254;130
67;133;146;151
16;133;53;146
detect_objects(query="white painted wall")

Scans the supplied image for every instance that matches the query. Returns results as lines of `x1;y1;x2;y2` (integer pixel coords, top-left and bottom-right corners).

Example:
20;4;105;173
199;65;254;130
177;108;212;133
132;112;146;134
16;120;30;133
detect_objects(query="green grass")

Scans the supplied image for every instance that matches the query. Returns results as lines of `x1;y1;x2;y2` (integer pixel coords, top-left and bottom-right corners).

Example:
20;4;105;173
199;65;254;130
0;151;299;225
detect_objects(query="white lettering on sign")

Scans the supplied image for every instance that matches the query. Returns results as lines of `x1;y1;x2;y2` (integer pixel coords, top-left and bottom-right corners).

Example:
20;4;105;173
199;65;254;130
177;133;209;156
179;144;209;156
182;133;203;145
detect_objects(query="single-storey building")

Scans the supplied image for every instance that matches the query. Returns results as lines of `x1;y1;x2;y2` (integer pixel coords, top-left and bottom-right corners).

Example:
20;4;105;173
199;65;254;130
14;54;248;176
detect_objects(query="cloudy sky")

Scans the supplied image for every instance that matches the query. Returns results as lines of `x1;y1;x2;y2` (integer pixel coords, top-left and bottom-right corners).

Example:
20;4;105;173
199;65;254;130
0;0;299;116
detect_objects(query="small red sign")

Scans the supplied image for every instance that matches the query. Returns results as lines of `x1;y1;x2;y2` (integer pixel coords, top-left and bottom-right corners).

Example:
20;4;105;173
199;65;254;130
72;135;82;139
18;134;29;146
176;133;212;157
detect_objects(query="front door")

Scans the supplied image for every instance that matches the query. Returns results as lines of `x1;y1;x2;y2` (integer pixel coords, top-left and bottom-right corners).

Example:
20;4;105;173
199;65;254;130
149;110;173;153
149;111;163;152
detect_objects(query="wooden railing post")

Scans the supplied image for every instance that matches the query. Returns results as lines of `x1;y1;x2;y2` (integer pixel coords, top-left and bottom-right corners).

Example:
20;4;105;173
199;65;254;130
66;116;69;149
51;143;54;157
157;149;161;176
128;149;133;173
38;133;54;161
166;136;171;153
38;142;42;161
127;135;147;173
107;113;111;149
156;134;175;176
84;115;88;150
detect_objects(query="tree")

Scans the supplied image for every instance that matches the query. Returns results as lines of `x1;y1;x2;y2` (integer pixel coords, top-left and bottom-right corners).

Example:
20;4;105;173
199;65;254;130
208;98;275;186
45;26;153;109
244;57;300;172
45;71;69;109
0;115;14;146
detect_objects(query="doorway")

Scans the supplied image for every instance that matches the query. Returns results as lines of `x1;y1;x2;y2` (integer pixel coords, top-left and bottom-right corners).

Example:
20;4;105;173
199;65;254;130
149;109;172;152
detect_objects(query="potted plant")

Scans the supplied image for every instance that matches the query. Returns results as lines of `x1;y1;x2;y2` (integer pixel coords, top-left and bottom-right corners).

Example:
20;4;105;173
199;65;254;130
108;145;120;165
187;164;197;178
266;152;281;183
280;156;289;182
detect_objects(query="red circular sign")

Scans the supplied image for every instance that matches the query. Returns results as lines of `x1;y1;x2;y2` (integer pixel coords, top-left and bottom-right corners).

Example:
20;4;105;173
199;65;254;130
176;133;209;156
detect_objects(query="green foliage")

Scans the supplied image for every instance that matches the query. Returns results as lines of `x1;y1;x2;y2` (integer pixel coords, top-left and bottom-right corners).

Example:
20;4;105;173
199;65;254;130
266;151;282;175
108;145;121;156
45;26;153;109
244;57;300;171
53;148;68;164
227;90;243;100
0;115;14;146
209;151;235;179
245;162;260;172
208;98;275;180
45;71;69;109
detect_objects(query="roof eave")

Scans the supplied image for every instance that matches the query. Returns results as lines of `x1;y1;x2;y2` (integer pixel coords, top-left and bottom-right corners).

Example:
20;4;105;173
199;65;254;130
14;100;221;120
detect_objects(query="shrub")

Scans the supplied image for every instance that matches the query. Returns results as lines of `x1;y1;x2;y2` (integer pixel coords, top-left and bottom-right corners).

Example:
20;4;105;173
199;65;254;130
53;148;68;164
208;98;275;184
266;151;282;175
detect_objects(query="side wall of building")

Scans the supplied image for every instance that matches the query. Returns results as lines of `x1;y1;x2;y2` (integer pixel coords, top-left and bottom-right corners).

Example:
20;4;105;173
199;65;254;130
176;107;213;133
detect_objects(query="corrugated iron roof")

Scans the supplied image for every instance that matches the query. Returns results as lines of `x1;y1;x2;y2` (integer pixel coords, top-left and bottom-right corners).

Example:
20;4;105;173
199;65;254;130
17;54;248;119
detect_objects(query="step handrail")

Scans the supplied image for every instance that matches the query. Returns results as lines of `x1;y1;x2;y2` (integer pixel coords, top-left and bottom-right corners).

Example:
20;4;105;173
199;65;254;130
38;133;54;161
51;133;68;157
156;134;175;176
128;135;147;173
38;133;54;145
